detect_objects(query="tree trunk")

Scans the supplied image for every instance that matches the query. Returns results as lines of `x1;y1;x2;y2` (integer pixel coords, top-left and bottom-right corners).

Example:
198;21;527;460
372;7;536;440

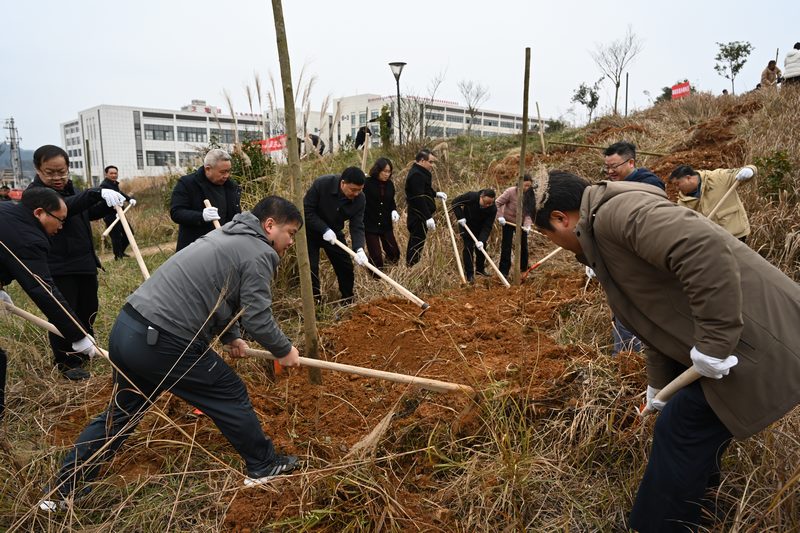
613;81;620;115
514;48;531;286
271;0;321;384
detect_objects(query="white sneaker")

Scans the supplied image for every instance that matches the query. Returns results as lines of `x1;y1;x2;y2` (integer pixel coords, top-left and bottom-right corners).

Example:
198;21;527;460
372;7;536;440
243;454;298;487
38;499;67;512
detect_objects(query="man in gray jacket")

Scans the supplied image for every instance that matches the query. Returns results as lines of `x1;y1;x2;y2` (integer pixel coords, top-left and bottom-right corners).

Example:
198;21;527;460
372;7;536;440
42;196;303;510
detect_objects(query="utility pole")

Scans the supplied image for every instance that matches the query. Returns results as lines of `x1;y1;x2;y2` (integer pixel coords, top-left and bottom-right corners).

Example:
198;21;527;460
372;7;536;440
4;118;24;188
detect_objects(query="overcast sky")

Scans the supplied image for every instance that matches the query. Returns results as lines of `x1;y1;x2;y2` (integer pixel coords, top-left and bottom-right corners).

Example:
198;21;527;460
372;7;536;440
2;0;797;149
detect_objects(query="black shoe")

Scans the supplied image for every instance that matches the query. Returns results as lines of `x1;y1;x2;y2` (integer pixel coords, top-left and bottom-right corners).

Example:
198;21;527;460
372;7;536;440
466;275;474;283
475;270;490;277
244;454;298;486
62;367;90;381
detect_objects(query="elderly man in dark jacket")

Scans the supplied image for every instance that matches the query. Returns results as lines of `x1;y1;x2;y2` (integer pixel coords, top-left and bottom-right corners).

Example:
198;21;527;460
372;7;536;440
452;189;497;282
100;165;136;259
170;148;241;252
27;145;125;380
530;172;800;532
404;149;447;266
40;196;303;511
303;167;368;304
1;188;99;419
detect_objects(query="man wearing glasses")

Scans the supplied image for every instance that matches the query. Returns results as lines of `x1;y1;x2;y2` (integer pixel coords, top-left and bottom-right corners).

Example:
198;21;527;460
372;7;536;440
404;149;447;266
602;142;664;191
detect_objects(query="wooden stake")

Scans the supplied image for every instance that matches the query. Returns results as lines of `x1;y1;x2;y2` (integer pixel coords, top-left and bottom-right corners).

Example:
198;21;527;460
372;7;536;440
515;48;531;286
203;199;222;229
332;239;430;312
440;197;467;284
536;101;546;155
360;130;370;172
231;346;474;396
114;205;150;280
101;203;134;238
547;141;665;157
460;224;510;287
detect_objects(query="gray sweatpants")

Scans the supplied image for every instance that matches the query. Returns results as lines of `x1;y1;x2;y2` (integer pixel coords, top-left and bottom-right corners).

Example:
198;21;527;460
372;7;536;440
51;307;278;497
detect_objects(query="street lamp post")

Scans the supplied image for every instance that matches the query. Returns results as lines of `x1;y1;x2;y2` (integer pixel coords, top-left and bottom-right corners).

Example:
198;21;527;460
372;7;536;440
388;62;406;146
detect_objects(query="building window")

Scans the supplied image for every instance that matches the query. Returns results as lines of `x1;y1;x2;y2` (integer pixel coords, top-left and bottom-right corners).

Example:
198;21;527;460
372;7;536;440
446;128;464;137
146;150;176;167
144;124;174;141
446;115;464;123
359;112;367;126
427;126;444;137
177;126;207;142
179;152;202;167
500;121;516;129
425;112;444;121
210;129;236;144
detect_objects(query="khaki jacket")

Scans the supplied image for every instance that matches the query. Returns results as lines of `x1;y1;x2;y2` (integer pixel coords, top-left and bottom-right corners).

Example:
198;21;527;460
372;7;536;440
761;66;782;87
676;165;756;239
575;182;800;439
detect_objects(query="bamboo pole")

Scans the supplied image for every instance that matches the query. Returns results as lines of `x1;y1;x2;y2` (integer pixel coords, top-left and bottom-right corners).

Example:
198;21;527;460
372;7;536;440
460;223;510;287
536;101;546;155
514;48;531;286
203;199;222;229
114;205;149;280
360;130;370;172
230;346;474;396
101;203;133;238
547;141;665;157
440;196;466;283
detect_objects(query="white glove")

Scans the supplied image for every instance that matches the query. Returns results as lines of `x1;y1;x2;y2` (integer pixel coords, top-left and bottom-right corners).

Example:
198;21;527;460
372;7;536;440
128;198;137;207
425;218;436;231
100;189;126;207
391;210;400;223
585;266;596;279
646;385;667;412
202;207;220;222
322;229;337;244
0;290;12;314
498;217;506;226
690;346;738;379
435;191;447;201
523;224;531;233
354;248;368;266
735;167;754;181
475;241;484;250
457;218;467;227
71;335;97;358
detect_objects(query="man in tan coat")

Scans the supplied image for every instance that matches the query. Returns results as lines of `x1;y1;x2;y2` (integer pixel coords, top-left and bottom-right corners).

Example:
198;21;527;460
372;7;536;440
760;60;782;88
530;171;800;532
669;164;756;242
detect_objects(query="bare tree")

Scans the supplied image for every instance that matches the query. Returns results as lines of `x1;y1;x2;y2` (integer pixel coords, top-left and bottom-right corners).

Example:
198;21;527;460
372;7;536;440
457;80;489;136
398;69;447;143
591;27;642;115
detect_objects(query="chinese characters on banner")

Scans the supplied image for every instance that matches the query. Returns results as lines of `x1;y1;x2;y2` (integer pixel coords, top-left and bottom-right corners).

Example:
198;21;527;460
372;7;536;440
671;82;691;100
256;135;288;154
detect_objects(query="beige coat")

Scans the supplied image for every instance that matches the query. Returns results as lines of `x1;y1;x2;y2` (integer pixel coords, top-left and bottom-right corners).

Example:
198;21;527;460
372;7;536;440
495;186;532;226
761;66;782;87
676;165;755;239
575;181;800;439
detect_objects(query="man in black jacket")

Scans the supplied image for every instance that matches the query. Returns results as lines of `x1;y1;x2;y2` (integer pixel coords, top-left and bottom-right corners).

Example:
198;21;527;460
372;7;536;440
303;167;368;303
27;145;125;380
100;165;136;260
453;189;497;282
1;188;99;417
170;149;241;252
404;149;447;266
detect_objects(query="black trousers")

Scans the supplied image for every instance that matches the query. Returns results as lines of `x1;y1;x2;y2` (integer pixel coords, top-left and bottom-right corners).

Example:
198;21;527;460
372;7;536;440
498;224;528;276
104;216;130;258
307;234;354;301
406;218;428;267
364;231;400;269
0;346;6;419
629;380;733;532
52;307;279;497
460;228;486;278
50;274;98;370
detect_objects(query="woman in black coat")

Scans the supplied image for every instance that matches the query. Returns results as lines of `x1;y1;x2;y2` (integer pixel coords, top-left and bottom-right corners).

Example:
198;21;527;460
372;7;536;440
363;158;401;269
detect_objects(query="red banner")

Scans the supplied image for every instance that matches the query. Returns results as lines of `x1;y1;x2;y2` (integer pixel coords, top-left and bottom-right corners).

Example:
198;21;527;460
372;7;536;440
671;81;691;100
256;135;287;153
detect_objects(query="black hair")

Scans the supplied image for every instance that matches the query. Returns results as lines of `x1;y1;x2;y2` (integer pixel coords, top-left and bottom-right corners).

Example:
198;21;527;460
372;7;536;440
33;145;69;168
669;165;698;181
21;186;64;213
415;149;433;162
529;170;591;230
104;165;118;174
341;166;366;185
602;141;636;160
251;195;303;228
794;42;800;50
369;157;393;179
523;174;533;182
479;188;496;198
768;60;777;67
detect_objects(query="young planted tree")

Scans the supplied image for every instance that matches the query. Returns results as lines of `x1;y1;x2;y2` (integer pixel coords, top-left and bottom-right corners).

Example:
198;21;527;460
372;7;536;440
591;27;642;115
457;80;489;136
714;41;754;95
270;0;321;383
571;79;602;123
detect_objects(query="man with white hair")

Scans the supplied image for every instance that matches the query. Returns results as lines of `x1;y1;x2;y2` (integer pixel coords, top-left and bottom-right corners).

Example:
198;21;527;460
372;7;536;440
170;149;242;251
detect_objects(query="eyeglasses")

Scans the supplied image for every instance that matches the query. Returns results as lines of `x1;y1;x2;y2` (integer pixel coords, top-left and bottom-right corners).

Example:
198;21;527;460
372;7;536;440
603;159;632;173
44;210;67;224
41;168;70;178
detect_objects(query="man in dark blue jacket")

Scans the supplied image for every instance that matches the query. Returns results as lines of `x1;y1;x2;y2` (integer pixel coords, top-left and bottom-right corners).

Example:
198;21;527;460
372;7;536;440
170;149;241;252
1;188;98;418
303;167;368;304
404;149;447;266
100;165;136;260
27;145;125;380
453;189;497;282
